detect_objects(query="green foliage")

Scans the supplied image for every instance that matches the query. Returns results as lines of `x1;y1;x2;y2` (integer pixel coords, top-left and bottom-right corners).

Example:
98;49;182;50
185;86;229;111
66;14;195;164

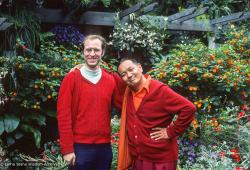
110;14;168;59
64;0;111;7
101;0;111;7
3;115;20;133
10;140;68;170
201;0;250;19
0;117;4;135
0;36;82;149
183;116;250;169
0;33;118;150
2;9;40;50
111;115;120;169
149;24;250;169
20;124;41;148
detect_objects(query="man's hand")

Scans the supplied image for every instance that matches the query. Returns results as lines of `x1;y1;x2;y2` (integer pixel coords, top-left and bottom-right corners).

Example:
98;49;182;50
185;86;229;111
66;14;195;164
150;127;169;140
63;153;76;166
69;64;84;72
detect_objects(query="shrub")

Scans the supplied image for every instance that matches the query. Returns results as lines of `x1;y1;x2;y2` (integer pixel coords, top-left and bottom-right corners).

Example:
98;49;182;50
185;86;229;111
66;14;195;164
0;34;117;151
149;24;249;168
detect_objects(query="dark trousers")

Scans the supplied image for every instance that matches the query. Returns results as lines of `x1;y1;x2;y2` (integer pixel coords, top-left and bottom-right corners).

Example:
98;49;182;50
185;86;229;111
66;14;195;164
69;143;112;170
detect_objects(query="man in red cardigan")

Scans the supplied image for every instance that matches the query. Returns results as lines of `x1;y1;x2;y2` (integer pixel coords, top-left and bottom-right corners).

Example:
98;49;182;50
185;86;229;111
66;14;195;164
117;58;196;170
57;35;122;170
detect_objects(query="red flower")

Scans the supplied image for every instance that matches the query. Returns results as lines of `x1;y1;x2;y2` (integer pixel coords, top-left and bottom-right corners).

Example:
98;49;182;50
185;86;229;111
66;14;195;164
114;132;120;137
51;149;56;155
241;104;248;110
48;143;52;148
241;91;246;100
21;45;27;49
238;111;245;120
236;166;247;170
111;136;115;144
230;149;241;163
247;115;250;122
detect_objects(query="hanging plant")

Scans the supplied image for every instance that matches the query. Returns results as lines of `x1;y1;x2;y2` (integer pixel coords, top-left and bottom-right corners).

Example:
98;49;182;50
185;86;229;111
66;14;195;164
110;13;169;58
2;9;40;50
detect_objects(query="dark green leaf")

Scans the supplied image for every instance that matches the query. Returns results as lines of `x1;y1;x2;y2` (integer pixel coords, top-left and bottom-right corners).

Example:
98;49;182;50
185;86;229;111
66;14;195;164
23;113;46;126
34;114;46;126
0;116;4;135
4;114;20;133
46;110;56;118
14;131;24;139
20;124;41;148
7;136;15;146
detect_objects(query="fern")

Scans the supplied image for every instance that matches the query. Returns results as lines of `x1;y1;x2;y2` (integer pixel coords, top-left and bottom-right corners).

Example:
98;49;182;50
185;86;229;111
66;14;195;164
80;0;91;6
101;0;111;7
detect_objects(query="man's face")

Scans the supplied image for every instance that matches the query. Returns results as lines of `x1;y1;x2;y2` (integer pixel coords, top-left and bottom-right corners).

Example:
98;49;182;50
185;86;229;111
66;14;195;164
83;38;103;69
118;60;143;88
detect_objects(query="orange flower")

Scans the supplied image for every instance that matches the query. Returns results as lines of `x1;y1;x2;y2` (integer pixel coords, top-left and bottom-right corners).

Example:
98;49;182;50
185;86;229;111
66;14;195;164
203;73;208;78
210;54;215;60
212;67;219;73
197;103;202;108
217;59;223;65
214;126;221;132
175;63;181;69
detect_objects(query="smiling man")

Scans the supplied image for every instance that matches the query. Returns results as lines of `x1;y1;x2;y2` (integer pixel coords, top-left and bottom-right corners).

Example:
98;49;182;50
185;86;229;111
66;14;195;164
117;58;196;170
57;35;121;170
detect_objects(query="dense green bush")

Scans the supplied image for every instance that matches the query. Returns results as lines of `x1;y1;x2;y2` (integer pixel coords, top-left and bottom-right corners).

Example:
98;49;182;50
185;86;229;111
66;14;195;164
0;35;117;150
149;25;250;169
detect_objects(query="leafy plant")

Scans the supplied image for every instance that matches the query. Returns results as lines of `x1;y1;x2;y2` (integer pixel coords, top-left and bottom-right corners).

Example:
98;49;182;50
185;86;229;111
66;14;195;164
0;33;118;151
63;0;111;7
111;115;120;169
1;9;40;50
110;14;169;61
149;24;249;169
0;37;82;149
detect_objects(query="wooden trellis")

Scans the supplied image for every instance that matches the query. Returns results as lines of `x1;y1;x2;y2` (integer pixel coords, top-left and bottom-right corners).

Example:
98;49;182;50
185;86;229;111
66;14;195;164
33;2;250;49
1;2;249;49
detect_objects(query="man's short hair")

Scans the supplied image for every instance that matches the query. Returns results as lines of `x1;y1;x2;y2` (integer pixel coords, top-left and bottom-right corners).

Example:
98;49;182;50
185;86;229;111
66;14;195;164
82;35;107;52
119;57;139;65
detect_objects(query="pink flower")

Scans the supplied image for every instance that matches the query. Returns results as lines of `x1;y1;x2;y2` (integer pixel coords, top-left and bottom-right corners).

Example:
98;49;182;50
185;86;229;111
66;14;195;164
114;132;120;137
51;149;56;154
